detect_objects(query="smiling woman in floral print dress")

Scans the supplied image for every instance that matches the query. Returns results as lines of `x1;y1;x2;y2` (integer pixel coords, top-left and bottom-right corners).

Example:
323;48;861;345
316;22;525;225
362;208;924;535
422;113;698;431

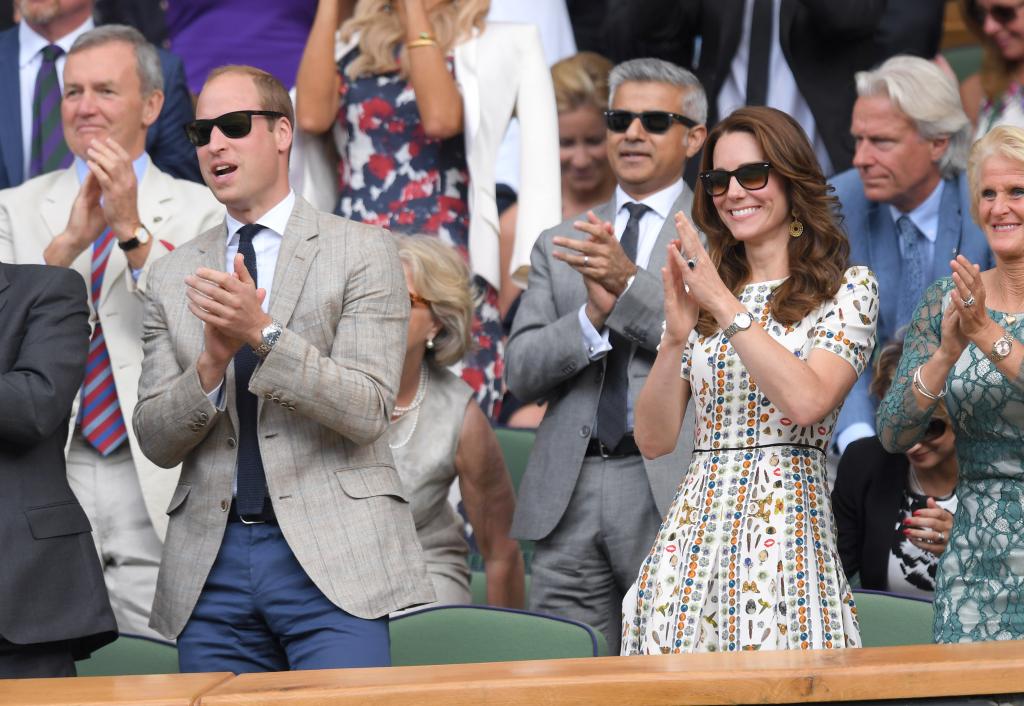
621;106;879;654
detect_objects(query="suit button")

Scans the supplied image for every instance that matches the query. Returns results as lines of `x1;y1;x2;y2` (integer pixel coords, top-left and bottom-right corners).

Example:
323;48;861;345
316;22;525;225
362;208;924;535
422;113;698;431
227;437;236;448
199;412;209;422
580;425;591;437
264;392;273;400
220;499;228;512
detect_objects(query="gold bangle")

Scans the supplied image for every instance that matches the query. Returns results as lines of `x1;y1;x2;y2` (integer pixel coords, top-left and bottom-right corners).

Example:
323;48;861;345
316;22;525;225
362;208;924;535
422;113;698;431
406;38;438;49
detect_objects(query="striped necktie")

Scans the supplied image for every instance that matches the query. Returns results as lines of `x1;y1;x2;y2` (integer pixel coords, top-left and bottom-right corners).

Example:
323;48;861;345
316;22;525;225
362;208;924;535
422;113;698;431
81;229;128;455
29;44;73;178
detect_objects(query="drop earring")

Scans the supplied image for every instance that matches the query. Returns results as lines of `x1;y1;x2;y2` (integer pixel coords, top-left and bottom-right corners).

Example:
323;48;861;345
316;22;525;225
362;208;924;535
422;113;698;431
789;209;804;238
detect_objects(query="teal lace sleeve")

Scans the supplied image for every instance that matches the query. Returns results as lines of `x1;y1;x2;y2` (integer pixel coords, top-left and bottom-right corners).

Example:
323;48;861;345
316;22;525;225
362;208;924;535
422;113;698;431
876;277;954;453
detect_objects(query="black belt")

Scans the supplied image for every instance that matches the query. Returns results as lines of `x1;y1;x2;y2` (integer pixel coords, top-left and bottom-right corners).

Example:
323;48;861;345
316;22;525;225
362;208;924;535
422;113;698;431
585;433;641;458
227;498;277;525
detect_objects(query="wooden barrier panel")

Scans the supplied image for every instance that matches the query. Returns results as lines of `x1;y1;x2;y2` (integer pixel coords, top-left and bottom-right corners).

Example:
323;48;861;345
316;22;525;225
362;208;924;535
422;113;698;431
200;642;1024;706
0;672;233;706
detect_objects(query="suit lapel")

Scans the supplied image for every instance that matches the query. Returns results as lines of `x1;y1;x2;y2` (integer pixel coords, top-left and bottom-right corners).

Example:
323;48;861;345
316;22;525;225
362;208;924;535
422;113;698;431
0;31;23;186
268;197;319;326
647;186;695;274
931;176;963;283
866;201;899;342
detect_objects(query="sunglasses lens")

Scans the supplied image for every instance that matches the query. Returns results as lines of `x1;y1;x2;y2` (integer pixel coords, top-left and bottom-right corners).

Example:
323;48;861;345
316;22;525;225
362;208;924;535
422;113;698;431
640;112;672;134
218;112;253;139
700;171;730;196
184;121;212;147
605;111;632;133
924;418;947;441
736;163;771;190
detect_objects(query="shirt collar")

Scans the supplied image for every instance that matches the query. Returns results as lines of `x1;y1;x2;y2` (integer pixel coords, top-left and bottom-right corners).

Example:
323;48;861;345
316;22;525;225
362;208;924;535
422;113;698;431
889;178;945;243
615;179;684;221
19;17;94;69
74;151;150;185
225;190;296;243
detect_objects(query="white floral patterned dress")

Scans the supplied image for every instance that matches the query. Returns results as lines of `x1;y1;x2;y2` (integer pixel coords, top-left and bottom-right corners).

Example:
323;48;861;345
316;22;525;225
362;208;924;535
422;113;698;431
622;266;879;653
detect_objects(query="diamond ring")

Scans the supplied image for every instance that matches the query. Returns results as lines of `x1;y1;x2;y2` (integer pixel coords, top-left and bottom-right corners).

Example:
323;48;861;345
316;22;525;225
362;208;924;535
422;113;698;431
583;255;589;267
961;294;976;308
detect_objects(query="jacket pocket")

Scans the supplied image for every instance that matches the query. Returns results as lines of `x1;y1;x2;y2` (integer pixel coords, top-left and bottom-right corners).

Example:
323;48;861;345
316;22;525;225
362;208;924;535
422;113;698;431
166;482;192;515
334;466;409;502
25;501;92;539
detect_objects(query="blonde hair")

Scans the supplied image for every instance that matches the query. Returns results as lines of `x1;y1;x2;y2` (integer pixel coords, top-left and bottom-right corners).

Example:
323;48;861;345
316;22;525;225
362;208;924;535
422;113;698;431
552;52;613;115
340;0;489;79
397;235;475;367
967;125;1024;224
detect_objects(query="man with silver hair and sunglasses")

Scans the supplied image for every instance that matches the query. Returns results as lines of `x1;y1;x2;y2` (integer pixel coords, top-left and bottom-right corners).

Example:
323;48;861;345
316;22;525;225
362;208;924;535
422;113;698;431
0;24;222;640
831;55;994;456
505;57;706;653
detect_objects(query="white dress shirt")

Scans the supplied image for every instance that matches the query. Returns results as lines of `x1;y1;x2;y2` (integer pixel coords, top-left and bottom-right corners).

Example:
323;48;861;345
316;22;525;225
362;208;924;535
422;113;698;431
576;179;684;432
19;17;93;179
716;0;833;175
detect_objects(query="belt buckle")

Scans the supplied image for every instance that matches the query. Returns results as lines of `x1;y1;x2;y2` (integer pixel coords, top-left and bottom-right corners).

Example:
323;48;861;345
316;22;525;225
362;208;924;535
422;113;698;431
599;441;613;459
239;514;266;525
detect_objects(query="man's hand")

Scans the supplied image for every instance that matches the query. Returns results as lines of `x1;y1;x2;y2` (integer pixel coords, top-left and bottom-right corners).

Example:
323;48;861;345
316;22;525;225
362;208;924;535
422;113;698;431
87;138;141;239
43;171;107;267
552;211;638;296
185;255;272;348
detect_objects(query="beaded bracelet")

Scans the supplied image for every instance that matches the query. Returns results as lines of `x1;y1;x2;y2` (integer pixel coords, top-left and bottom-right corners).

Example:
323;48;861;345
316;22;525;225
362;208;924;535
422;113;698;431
912;365;948;401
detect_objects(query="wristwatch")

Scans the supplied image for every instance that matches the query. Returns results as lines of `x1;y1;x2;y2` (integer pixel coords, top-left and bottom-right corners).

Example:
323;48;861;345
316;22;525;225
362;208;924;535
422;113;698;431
723;311;753;340
252;320;283;358
118;224;152;252
991;333;1014;361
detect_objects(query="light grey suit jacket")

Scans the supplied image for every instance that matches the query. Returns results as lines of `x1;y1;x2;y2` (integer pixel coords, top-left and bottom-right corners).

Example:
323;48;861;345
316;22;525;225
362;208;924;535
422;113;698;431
506;190;695;542
133;197;434;638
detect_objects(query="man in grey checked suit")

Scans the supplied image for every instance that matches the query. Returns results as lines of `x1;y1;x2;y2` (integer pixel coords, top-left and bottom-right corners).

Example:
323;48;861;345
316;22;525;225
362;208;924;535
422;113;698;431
506;58;706;653
133;65;433;672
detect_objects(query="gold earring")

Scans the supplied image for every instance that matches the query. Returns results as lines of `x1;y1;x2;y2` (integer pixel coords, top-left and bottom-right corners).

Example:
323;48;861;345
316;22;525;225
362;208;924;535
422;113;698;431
789;209;804;238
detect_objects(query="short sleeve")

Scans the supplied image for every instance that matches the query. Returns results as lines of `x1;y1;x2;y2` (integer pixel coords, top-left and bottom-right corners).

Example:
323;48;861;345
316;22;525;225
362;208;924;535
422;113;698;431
810;266;879;376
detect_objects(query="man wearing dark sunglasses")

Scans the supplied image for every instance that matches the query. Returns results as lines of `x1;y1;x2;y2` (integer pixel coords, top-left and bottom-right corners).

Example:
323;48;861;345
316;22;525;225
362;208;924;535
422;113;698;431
134;65;432;673
830;56;994;456
506;58;706;654
0;24;222;643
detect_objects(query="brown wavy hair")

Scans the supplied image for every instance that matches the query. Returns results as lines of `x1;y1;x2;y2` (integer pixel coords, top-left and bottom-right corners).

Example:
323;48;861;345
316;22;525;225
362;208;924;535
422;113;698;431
693;106;849;337
959;0;1013;102
340;0;489;79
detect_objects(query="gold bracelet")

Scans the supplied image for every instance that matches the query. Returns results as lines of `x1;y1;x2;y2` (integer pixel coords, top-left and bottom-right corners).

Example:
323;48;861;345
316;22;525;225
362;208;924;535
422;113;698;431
407;31;437;49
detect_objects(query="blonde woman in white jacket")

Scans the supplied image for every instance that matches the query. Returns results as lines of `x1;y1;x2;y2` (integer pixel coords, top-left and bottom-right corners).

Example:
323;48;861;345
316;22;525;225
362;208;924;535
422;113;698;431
296;0;560;419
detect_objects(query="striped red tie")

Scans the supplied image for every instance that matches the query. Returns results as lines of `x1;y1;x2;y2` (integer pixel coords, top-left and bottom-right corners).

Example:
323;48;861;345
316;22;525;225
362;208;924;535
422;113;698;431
80;228;128;455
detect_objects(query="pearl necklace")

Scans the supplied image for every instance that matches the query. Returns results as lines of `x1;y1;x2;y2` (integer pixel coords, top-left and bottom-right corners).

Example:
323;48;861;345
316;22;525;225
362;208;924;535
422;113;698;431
389;363;429;449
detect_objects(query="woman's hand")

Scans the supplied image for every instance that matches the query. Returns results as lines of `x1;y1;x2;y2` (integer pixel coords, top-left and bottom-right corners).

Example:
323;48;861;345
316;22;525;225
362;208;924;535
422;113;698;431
660;239;698;346
950;255;991;339
935;298;969;367
903;497;954;556
672;211;738;325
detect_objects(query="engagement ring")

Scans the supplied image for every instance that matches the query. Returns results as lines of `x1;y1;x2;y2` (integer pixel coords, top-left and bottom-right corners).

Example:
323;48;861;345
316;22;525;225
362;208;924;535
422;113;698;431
962;294;976;308
686;258;697;270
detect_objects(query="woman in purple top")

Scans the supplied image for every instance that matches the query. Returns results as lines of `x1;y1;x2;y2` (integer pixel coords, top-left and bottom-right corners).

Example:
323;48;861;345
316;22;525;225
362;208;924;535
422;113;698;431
166;0;319;92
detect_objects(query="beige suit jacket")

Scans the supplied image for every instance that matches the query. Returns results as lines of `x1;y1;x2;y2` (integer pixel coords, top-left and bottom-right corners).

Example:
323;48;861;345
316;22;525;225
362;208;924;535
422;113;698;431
133;197;434;639
0;162;224;540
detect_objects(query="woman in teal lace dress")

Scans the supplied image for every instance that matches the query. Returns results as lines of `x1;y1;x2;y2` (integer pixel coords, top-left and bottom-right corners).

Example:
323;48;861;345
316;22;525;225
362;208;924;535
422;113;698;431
878;124;1024;643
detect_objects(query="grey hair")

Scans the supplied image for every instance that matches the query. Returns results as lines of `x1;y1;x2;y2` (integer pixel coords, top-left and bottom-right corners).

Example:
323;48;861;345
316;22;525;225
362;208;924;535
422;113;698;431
69;24;164;96
608;58;707;126
854;55;970;179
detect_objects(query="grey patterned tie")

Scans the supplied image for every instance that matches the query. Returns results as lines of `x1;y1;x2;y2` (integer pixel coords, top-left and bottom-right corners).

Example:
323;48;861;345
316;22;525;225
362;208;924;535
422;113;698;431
596;202;650;449
896;215;928;326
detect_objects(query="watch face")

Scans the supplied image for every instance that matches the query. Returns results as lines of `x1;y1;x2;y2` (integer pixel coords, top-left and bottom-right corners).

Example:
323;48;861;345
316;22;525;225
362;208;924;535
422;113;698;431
995;337;1012;358
736;312;753;329
134;226;151;244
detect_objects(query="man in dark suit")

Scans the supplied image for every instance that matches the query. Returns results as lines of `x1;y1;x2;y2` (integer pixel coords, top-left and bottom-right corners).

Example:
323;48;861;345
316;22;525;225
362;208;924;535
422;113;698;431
0;261;116;678
677;0;885;175
505;58;704;654
831;55;994;453
0;0;199;187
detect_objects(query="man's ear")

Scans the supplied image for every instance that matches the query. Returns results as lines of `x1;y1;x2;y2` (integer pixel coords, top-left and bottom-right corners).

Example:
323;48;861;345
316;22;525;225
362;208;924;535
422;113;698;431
141;90;165;129
275;116;294;155
930;134;950;164
685;124;708;159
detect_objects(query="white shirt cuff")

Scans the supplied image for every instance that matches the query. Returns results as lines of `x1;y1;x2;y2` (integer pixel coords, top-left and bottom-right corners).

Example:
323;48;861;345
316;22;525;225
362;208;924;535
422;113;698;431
578;304;611;360
835;422;875;455
205;379;226;410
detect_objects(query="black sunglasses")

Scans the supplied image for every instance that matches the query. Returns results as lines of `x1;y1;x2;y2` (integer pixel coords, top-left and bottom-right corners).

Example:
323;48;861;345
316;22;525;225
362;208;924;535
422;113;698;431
972;0;1024;25
603;109;697;134
698;161;772;197
184;110;286;147
922;418;948;443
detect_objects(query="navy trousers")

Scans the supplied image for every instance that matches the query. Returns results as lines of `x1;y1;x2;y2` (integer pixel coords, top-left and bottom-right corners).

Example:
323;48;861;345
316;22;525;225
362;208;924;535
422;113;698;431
177;521;389;673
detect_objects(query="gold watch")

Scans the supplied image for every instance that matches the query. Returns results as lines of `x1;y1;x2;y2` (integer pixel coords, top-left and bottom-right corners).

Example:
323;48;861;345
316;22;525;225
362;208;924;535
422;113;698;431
992;333;1014;361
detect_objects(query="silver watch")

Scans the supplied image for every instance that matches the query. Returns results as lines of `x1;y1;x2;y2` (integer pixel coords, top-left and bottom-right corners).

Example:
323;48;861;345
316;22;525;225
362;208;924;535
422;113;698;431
992;333;1014;361
722;311;753;340
252;320;283;358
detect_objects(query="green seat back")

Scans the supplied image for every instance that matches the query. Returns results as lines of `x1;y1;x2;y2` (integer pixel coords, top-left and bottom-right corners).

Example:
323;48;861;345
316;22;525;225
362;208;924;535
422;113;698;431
75;634;179;676
942;44;983;83
852;590;934;647
390;604;607;665
494;427;535;494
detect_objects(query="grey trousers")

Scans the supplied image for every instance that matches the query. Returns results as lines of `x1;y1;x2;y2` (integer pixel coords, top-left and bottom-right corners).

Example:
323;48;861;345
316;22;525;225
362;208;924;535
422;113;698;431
66;433;164;641
528;453;661;655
